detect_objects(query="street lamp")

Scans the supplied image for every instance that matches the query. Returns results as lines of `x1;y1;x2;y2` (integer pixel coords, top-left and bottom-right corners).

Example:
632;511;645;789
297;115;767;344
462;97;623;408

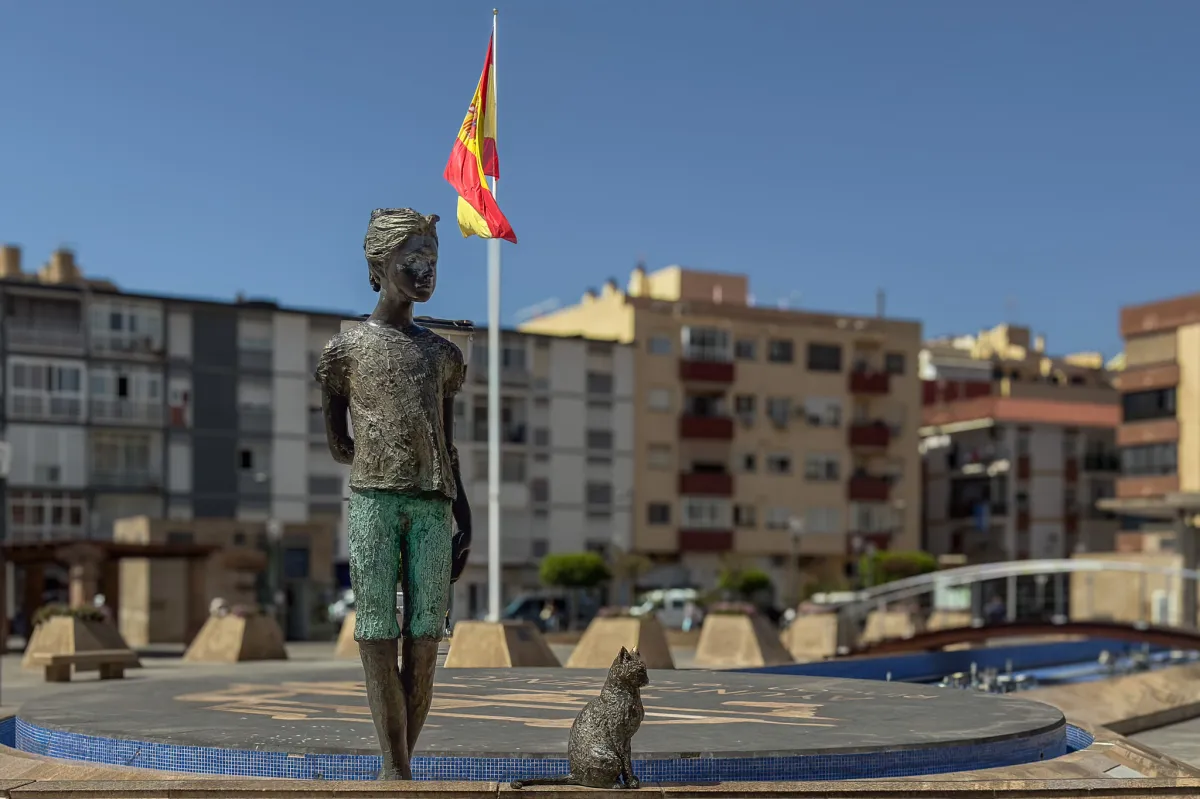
266;518;284;631
787;516;805;607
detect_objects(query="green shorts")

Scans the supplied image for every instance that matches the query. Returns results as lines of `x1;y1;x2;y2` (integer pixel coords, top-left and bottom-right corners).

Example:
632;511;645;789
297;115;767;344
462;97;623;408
347;489;452;641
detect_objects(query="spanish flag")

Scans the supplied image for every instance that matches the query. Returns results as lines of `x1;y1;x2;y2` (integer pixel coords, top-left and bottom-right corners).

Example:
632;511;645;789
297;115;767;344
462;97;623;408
444;32;517;243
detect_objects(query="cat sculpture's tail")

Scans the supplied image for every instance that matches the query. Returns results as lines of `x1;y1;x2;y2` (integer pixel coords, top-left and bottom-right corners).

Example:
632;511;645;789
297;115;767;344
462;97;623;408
510;775;581;789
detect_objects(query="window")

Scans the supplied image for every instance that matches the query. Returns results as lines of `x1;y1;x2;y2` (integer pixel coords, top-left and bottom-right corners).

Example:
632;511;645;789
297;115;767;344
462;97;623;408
502;344;526;371
648;335;671;355
681;326;731;362
8;490;87;541
1016;427;1031;457
767;339;794;363
586;371;613;394
734;504;757;528
1121;443;1177;476
239;449;254;470
647;502;671;524
1062;429;1078;459
1015;490;1030;513
849;502;895;533
765;507;791;530
807;343;843;372
648;444;673;470
1063;486;1078;514
502;452;526;483
805;507;842;534
530;478;549;503
647;388;672;411
804;453;840;481
681;497;731;529
533;428;551;447
734;394;756;420
586;429;613;450
586;482;613;506
884;352;906;375
531;539;549;558
740;452;757;472
803;397;842;427
472;450;488;480
766;453;792;474
1122;388;1176;423
735;339;757;360
766;397;791;427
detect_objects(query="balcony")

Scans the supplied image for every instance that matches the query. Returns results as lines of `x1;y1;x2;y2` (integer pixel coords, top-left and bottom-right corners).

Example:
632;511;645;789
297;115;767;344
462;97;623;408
679;415;734;440
846;531;893;555
679;359;735;384
948;501;1006;519
5;319;84;352
678;472;734;496
848;473;891;502
91;332;162;357
848;421;890;448
90;398;164;426
848;369;890;395
239;406;274;434
679;529;734;552
91;468;162;489
1116;474;1179;499
9;393;84;422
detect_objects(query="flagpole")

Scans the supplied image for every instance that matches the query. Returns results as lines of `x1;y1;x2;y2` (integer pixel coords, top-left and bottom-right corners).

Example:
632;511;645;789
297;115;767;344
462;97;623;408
485;7;503;623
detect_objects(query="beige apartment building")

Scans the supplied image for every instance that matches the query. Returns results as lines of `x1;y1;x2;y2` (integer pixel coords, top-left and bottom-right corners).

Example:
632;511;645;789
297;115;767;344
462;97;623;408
521;265;923;599
1111;292;1200;512
920;325;1120;562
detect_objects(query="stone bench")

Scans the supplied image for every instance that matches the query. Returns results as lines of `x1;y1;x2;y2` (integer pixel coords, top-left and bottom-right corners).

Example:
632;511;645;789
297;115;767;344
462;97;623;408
27;649;140;683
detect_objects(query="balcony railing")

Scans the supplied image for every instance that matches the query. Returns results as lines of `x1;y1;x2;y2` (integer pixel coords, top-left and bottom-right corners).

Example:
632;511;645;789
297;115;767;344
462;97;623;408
679;415;734;440
90;398;164;425
678;472;734;496
91;468;162;489
679;359;735;383
679;529;734;553
9;393;84;422
239;407;274;433
5;320;84;351
848;474;891;502
8;525;88;543
91;332;162;357
848;421;891;448
848;369;890;395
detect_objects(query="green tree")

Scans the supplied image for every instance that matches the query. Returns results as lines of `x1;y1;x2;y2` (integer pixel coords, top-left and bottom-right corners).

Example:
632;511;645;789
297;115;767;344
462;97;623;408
859;550;938;588
539;553;611;629
718;567;774;601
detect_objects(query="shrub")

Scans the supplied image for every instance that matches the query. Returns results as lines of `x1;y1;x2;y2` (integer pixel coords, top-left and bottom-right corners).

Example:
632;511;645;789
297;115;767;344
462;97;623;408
707;601;757;616
860;550;938;587
32;604;106;628
717;567;773;599
540;553;611;589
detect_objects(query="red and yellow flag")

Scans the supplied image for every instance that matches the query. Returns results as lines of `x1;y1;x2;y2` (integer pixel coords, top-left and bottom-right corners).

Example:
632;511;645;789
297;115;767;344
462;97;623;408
444;33;517;243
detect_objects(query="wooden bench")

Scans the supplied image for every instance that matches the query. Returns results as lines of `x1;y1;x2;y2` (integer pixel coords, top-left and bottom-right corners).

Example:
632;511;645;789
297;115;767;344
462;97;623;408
27;649;140;683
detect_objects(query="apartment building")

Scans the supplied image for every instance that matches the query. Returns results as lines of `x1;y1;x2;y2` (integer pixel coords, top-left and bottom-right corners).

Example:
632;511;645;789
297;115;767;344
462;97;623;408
520;265;924;600
1110;292;1200;517
0;245;351;545
0;244;636;624
338;319;636;621
921;324;1120;561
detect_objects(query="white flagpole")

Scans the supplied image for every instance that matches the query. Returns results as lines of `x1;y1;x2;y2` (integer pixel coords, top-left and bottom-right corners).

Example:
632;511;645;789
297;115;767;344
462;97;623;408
485;7;503;622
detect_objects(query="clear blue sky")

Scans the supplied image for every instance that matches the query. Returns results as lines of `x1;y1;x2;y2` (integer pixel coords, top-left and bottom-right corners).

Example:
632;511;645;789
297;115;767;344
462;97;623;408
3;1;1198;357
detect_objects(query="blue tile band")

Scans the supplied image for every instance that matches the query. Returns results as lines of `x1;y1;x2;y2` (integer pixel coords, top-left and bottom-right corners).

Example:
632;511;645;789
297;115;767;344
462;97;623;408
13;716;1086;782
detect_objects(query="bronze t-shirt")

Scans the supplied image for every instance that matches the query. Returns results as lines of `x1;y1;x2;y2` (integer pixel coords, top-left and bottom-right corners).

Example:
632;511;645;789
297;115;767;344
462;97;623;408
315;321;466;500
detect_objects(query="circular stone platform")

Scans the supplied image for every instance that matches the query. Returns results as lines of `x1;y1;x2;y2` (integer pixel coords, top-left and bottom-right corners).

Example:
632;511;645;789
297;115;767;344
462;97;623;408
16;664;1079;782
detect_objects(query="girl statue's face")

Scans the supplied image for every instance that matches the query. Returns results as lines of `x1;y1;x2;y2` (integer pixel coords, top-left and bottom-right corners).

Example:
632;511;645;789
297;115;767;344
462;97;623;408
384;234;439;302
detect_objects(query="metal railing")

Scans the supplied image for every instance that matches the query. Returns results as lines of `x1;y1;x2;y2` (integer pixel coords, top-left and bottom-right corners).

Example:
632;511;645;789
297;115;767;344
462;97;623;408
9;393;84;422
90;398;164;425
91;468;162;488
5;320;84;350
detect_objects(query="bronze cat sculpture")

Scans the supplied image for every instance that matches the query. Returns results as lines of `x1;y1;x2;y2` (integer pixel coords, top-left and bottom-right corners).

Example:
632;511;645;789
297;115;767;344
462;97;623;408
511;646;648;790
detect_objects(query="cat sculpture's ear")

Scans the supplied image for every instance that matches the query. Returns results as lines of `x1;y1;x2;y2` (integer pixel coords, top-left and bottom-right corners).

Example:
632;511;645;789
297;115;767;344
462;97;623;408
618;646;630;661
631;647;641;659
